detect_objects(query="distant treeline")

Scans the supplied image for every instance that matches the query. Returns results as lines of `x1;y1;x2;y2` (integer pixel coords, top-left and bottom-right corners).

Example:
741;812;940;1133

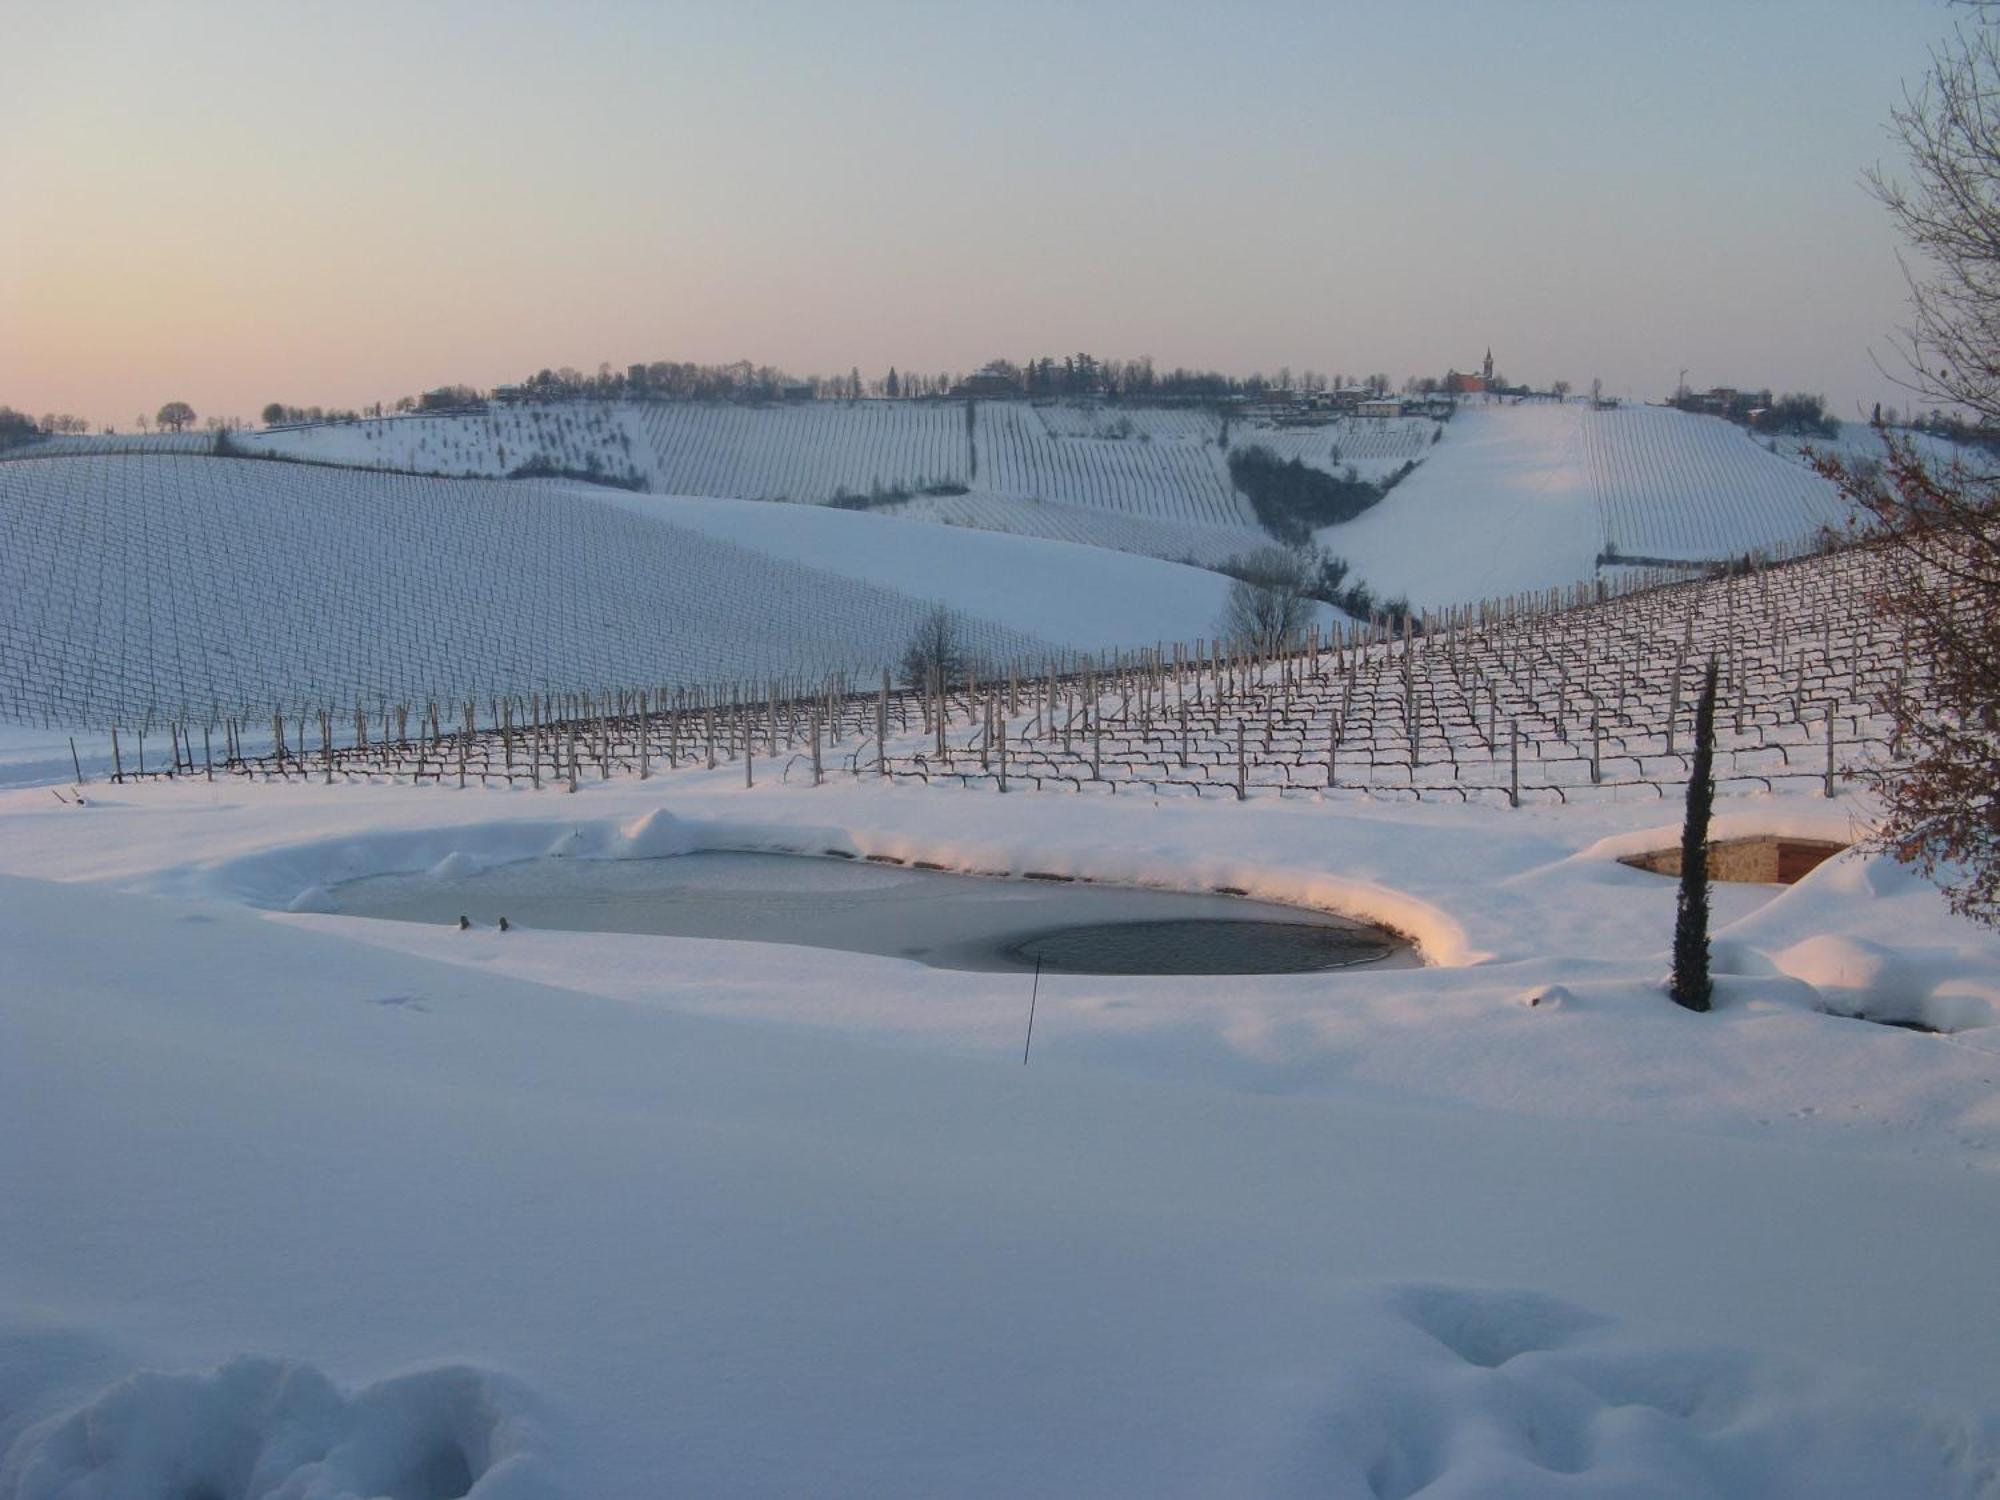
1882;405;2000;452
392;354;1404;412
1669;388;1839;437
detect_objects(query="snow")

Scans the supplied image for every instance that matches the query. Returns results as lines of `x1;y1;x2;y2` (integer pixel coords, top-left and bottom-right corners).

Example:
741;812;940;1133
4;763;2000;1495
1322;403;1855;608
3;1357;551;1500
595;491;1282;652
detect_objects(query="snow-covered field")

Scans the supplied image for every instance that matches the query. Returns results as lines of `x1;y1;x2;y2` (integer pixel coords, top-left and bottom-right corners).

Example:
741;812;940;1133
595;491;1272;651
0;454;1266;739
4;767;1999;1497
1323;403;1855;607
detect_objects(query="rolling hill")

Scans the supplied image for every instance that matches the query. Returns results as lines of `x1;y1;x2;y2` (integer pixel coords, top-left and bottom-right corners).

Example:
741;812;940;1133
0;453;1255;737
227;398;1862;604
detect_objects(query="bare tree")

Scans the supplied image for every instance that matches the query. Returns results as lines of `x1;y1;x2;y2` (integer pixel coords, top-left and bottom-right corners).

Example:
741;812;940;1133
156;401;196;433
1816;440;2000;923
1220;546;1316;654
900;605;970;689
1868;12;2000;425
1812;6;2000;924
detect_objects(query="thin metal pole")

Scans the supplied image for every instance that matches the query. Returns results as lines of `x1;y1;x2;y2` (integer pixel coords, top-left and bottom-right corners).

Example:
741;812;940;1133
1023;955;1042;1065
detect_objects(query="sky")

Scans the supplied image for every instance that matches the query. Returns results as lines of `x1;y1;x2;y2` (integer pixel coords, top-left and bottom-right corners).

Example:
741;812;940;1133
0;0;1963;428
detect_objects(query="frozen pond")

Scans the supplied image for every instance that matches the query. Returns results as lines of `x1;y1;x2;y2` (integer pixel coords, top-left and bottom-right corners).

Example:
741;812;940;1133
321;851;1416;975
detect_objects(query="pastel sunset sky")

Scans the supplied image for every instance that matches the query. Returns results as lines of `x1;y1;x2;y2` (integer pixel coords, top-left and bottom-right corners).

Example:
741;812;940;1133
0;0;1956;426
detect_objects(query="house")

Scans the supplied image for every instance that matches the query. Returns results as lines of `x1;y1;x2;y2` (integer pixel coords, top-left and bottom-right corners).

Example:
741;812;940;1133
1356;398;1405;418
417;388;484;413
952;363;1023;399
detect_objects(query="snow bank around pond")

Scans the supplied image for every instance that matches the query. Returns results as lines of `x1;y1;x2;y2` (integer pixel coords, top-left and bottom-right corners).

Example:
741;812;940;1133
199;804;1472;966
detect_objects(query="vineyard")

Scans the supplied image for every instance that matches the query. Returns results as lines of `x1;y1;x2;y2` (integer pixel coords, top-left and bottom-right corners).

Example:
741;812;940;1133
855;544;1900;808
205;535;1905;822
241;400;1426;531
0;454;1058;735
890;490;1271;567
5;431;220;459
626;401;969;500
1582;404;1850;560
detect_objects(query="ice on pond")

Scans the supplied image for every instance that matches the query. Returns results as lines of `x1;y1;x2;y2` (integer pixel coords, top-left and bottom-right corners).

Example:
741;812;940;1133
319;851;1414;975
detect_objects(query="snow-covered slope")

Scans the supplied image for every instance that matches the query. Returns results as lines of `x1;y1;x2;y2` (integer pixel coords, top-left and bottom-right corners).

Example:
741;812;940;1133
238;401;1426;539
1582;404;1851;559
0;455;1050;732
1324;403;1855;607
598;492;1268;649
0;453;1277;736
1321;403;1601;606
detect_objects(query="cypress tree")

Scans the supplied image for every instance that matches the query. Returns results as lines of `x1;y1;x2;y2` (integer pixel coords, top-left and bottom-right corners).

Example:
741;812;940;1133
1670;658;1721;1011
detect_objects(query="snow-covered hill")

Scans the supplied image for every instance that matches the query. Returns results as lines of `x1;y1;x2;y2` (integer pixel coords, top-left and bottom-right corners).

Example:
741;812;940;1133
236;401;1423;547
233;399;1867;607
0;454;1256;735
1324;402;1856;606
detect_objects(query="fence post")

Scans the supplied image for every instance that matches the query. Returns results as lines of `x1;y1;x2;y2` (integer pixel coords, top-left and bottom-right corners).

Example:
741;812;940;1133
1509;720;1520;808
1824;702;1836;798
934;665;946;759
1667;662;1683;758
1236;722;1246;802
878;670;889;777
